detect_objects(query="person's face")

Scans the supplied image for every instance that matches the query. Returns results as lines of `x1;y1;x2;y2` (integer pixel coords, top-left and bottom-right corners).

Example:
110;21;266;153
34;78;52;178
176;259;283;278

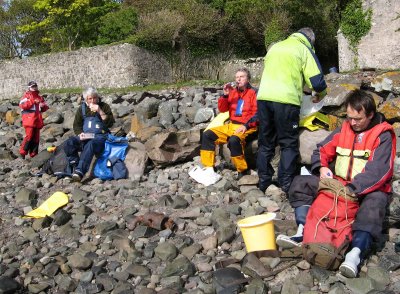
29;85;38;91
235;71;249;90
86;95;99;105
346;105;373;132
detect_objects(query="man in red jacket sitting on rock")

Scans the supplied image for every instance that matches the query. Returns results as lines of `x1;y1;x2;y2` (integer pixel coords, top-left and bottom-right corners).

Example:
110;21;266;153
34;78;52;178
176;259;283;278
190;68;258;186
19;81;49;159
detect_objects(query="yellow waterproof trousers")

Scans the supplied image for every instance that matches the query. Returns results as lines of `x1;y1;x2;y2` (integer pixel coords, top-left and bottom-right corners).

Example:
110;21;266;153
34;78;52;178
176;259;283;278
200;122;257;172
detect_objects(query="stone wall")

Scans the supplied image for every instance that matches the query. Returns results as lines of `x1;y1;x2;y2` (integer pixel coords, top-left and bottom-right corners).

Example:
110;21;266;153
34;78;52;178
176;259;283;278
0;43;172;101
338;0;400;71
219;57;264;82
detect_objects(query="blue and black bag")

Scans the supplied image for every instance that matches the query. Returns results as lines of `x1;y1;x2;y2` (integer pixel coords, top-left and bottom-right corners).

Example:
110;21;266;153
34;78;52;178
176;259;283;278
42;141;79;178
93;134;129;180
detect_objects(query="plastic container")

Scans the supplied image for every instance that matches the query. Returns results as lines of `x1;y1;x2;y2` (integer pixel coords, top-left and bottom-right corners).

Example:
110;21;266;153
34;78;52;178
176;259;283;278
300;95;325;118
329;67;338;73
237;213;276;252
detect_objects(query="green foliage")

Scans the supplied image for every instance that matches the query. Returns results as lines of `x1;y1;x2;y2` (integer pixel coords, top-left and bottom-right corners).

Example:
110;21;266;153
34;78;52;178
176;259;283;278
283;0;344;69
340;0;372;49
18;0;118;51
97;7;138;45
130;1;227;59
263;12;291;49
199;0;226;11
132;9;184;55
223;0;290;55
0;0;367;76
0;0;47;58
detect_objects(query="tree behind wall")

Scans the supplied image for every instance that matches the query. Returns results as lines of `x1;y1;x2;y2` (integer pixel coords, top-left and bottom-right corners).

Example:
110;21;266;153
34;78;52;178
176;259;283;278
18;0;119;52
0;0;353;76
0;0;47;58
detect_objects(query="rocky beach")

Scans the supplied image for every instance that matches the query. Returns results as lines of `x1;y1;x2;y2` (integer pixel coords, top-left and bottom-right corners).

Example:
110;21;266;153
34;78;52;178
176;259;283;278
1;71;400;294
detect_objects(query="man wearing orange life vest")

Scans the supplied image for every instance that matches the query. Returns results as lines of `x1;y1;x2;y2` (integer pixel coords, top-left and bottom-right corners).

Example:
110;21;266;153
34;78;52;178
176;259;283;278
276;90;396;278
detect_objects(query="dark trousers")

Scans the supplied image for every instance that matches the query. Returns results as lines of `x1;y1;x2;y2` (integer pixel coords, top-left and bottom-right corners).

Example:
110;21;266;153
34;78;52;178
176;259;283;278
20;127;40;156
288;175;389;240
257;100;300;192
65;135;106;175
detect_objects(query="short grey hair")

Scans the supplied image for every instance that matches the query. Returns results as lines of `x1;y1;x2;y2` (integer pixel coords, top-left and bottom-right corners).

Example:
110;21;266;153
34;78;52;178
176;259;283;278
82;86;99;100
298;27;315;46
236;67;251;81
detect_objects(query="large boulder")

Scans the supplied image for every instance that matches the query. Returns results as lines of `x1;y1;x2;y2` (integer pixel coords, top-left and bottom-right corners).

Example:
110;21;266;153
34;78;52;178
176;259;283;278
125;142;148;181
299;129;331;165
62;109;75;130
321;74;362;108
5;109;19;125
371;71;400;94
130;114;163;142
158;99;179;127
378;97;400;122
145;128;202;166
134;96;161;121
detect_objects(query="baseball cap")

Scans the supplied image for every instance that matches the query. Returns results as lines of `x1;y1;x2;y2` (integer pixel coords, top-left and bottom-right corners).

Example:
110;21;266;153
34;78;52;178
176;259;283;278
28;81;38;87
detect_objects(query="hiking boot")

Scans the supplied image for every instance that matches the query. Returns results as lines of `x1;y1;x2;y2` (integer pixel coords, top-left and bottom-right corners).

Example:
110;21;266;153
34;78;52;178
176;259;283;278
72;170;83;182
339;247;361;278
29;152;37;158
276;234;303;249
276;224;304;249
19;153;26;159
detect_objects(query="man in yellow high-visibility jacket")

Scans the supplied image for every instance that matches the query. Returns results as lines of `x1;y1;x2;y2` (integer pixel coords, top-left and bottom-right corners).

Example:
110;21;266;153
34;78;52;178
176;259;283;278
257;27;327;193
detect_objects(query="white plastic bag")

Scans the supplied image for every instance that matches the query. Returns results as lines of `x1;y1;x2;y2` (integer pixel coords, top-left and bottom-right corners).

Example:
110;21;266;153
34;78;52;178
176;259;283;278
300;166;312;175
300;95;325;119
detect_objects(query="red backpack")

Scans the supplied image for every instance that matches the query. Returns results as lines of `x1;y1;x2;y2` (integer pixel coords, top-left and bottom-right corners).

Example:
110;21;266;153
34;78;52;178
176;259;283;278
302;178;359;270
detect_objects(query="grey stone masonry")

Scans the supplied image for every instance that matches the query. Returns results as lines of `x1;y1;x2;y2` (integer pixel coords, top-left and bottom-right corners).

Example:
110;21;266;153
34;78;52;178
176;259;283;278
338;0;400;71
0;43;172;100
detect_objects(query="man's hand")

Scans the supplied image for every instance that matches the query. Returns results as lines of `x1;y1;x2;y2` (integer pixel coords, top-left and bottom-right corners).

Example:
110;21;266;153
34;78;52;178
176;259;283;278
311;89;327;103
234;125;247;134
320;166;333;179
223;83;233;96
89;103;99;112
79;133;85;141
34;98;40;103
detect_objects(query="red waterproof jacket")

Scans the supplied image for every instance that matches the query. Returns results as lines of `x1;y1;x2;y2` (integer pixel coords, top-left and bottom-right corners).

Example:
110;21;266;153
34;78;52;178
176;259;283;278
218;85;258;128
19;90;49;128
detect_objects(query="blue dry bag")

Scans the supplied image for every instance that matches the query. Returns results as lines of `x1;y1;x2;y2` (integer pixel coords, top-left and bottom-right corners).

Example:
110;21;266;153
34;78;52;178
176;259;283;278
94;134;128;180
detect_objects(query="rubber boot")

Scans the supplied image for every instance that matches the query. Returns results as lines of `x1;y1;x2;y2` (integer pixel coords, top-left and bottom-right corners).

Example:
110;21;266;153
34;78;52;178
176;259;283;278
339;230;372;278
276;205;310;249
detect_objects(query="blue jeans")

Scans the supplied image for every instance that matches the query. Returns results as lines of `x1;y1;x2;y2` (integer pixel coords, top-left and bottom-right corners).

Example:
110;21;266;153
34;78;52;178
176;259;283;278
64;135;106;175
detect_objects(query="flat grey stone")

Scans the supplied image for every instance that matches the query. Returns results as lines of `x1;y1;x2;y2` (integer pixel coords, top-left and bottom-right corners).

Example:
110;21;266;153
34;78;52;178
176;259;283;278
0;276;21;293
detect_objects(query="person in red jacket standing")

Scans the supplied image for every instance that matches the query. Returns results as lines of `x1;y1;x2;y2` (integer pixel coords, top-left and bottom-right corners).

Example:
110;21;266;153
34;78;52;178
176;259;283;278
190;68;258;185
19;81;49;159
